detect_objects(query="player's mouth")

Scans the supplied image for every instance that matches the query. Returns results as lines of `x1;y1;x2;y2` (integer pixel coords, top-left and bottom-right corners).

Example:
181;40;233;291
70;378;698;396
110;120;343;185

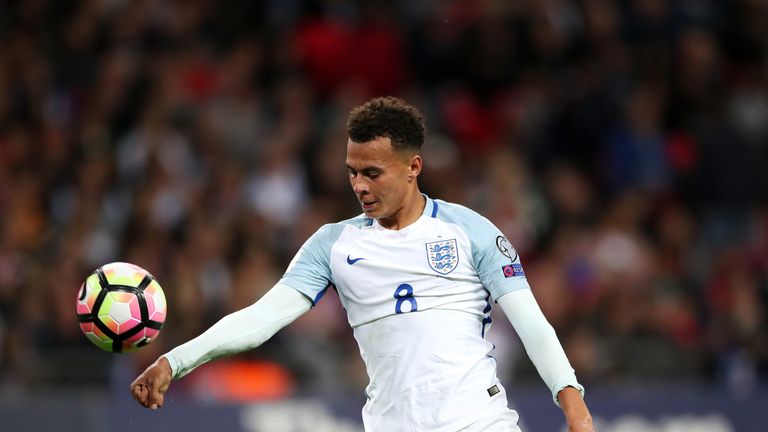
361;200;377;211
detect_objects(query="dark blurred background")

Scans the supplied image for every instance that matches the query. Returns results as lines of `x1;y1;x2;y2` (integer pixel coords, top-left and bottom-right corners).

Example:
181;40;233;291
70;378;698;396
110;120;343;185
0;0;767;431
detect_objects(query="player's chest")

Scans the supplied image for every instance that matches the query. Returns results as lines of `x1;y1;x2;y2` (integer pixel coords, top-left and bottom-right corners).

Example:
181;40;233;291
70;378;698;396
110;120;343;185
329;226;473;283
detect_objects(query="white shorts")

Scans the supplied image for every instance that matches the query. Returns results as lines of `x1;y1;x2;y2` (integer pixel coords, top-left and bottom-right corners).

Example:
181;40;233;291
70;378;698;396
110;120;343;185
460;409;521;432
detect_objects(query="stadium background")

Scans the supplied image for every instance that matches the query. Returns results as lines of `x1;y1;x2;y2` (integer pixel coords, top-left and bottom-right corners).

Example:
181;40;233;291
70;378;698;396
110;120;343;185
0;0;766;431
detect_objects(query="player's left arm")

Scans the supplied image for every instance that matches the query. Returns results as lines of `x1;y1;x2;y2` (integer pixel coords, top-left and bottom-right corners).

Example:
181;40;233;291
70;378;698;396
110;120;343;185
453;205;593;429
498;289;594;432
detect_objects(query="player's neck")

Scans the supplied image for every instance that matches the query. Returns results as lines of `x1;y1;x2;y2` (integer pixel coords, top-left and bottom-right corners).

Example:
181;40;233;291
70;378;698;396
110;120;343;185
377;191;426;230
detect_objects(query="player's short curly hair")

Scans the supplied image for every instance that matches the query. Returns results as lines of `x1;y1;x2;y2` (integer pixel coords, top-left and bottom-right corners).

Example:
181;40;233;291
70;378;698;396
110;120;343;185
347;96;426;153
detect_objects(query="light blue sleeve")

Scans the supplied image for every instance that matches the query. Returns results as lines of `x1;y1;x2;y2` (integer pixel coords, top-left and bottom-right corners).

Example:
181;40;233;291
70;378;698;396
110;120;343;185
438;201;530;301
278;223;345;305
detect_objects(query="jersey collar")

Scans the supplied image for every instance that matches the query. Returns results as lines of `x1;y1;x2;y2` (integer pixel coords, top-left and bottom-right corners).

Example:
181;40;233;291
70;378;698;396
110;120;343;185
422;194;439;218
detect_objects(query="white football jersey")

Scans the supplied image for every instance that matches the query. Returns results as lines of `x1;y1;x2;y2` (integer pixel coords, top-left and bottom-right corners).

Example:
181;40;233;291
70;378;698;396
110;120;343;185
280;195;530;432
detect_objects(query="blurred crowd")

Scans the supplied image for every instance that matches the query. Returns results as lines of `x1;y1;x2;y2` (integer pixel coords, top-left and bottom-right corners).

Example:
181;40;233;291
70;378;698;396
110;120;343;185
0;0;767;400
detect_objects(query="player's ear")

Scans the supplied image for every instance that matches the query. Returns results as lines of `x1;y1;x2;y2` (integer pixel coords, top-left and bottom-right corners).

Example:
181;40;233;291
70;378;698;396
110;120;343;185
408;154;422;180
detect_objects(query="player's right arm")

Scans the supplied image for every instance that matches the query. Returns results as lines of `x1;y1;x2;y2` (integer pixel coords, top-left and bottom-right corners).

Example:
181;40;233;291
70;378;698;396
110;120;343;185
129;283;311;409
130;223;340;410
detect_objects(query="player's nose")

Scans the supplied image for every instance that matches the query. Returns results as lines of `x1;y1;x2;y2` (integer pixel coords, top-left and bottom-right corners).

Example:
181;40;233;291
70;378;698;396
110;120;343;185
351;175;369;195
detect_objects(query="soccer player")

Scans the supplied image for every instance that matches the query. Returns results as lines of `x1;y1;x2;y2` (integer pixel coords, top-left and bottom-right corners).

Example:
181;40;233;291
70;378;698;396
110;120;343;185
130;97;594;431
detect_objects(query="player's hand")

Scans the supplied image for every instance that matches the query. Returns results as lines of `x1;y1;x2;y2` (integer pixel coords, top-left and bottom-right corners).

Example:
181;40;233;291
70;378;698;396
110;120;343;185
130;356;173;410
558;387;595;432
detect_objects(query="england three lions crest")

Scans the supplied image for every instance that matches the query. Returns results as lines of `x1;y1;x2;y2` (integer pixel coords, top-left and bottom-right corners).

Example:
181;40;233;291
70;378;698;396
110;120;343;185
426;239;459;275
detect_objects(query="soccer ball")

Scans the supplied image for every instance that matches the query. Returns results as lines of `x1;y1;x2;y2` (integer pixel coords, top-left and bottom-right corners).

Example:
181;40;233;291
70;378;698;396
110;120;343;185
76;262;167;353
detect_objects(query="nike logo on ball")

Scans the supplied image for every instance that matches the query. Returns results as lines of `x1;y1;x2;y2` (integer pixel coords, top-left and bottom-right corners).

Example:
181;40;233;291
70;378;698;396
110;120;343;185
347;255;365;265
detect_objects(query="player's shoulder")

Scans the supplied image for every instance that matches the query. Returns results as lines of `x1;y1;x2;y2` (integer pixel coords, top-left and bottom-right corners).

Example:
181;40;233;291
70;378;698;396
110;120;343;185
431;198;497;232
313;213;372;238
301;214;370;255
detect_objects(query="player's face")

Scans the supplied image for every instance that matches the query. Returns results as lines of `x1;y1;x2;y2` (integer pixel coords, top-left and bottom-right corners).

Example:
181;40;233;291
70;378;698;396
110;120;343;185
346;137;421;224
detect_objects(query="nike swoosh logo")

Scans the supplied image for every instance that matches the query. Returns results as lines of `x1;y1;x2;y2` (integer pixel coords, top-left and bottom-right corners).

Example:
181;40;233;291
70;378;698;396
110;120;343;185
347;255;365;265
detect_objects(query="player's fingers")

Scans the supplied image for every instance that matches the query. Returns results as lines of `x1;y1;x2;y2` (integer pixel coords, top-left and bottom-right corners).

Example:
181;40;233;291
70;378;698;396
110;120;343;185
132;381;155;408
149;394;164;409
130;382;143;402
148;380;165;409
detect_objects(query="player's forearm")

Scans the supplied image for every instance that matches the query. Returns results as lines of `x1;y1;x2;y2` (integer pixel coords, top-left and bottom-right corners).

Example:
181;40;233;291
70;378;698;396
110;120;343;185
497;289;584;405
164;283;312;379
558;387;594;431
